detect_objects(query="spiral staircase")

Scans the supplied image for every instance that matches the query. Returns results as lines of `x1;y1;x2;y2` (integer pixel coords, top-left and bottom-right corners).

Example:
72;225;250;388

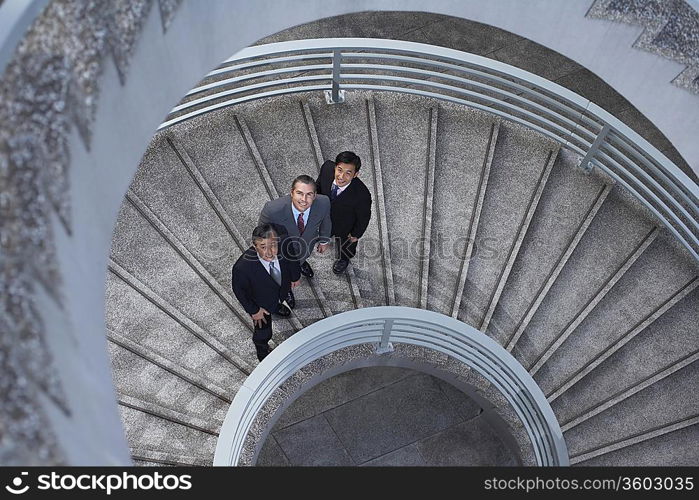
4;0;699;468
106;68;699;466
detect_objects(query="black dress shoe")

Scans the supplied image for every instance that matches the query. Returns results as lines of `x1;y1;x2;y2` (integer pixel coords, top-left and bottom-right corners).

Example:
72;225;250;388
275;303;291;317
333;259;349;274
256;346;270;362
286;290;296;309
300;261;314;278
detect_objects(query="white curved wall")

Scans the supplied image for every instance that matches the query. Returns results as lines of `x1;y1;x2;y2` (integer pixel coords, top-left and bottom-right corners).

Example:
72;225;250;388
28;0;698;464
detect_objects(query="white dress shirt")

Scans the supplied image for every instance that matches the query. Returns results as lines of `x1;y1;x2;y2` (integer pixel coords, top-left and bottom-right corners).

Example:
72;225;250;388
291;204;311;228
258;255;281;276
332;180;351;196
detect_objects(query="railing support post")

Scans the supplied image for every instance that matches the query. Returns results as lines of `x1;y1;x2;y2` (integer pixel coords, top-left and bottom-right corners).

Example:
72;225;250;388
376;319;394;354
324;50;345;104
579;124;610;173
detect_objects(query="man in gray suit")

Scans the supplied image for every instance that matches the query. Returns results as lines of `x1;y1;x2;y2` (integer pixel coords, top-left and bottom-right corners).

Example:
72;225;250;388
259;175;331;291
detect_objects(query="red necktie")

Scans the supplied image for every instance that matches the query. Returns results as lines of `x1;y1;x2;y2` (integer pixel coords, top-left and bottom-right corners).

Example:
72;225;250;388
297;212;305;235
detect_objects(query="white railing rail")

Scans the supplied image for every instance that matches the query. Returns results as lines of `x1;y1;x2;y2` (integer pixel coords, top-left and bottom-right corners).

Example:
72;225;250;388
159;38;699;264
214;306;569;466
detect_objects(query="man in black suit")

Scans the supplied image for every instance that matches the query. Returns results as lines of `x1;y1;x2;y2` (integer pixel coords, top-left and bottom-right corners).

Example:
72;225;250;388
316;151;372;274
231;224;301;361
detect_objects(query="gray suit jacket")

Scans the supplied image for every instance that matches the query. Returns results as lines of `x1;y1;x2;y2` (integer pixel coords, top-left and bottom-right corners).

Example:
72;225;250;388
258;194;332;262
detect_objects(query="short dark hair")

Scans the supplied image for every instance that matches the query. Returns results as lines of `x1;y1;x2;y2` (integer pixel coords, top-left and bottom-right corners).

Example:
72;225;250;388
291;174;317;192
335;151;361;173
252;223;278;243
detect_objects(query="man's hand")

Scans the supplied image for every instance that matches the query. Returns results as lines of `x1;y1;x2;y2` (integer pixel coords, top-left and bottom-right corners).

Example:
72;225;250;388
348;234;359;243
317;243;329;253
251;307;270;328
291;279;301;288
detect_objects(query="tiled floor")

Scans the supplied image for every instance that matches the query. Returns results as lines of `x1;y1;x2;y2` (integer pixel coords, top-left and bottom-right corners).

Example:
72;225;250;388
256;366;519;466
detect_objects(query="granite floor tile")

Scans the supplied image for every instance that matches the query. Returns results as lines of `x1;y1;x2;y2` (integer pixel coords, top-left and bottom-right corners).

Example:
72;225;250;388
256;436;291;466
490;39;582;82
360;443;427;466
274;366;414;430
273;414;354;466
615;105;673;153
417;417;519;466
415;17;523;55
554;67;630;116
434;377;483;421
323;373;463;463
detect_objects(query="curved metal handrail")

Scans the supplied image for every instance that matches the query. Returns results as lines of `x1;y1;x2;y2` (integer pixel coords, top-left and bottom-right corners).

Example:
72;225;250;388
214;306;569;466
159;38;699;264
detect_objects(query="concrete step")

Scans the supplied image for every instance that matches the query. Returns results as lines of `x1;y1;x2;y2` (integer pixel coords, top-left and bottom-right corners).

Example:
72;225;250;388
487;150;609;346
563;361;699;463
509;187;657;369
105;272;246;390
119;405;217;466
233;95;318;201
106;260;255;374
129;136;244;301
535;233;699;398
107;329;236;403
373;92;434;308
549;283;699;429
109;343;230;425
572;419;699;466
309;90;394;307
167;111;271;243
130;452;208;466
427;103;496;316
457;121;558;330
110;200;263;363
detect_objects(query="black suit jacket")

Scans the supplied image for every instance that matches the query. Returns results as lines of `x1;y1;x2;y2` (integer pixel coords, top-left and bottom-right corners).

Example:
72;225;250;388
231;247;301;315
316;160;372;239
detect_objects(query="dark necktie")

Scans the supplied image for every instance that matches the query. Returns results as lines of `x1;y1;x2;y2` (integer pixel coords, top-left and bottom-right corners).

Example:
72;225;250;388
269;261;281;286
330;184;339;201
297;212;305;235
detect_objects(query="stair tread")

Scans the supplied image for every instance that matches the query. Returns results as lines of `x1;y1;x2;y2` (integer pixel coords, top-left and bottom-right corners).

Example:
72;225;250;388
458;122;556;329
550;287;699;426
110;202;259;361
428;103;494;316
574;424;699;466
487;149;605;344
562;361;699;458
119;406;217;463
106;273;246;387
536;233;698;396
511;188;656;368
111;345;230;424
374;93;433;308
130;140;241;291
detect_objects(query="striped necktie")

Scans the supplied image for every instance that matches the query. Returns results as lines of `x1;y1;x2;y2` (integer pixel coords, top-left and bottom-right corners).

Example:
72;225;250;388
331;184;339;201
269;261;282;286
297;212;305;234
